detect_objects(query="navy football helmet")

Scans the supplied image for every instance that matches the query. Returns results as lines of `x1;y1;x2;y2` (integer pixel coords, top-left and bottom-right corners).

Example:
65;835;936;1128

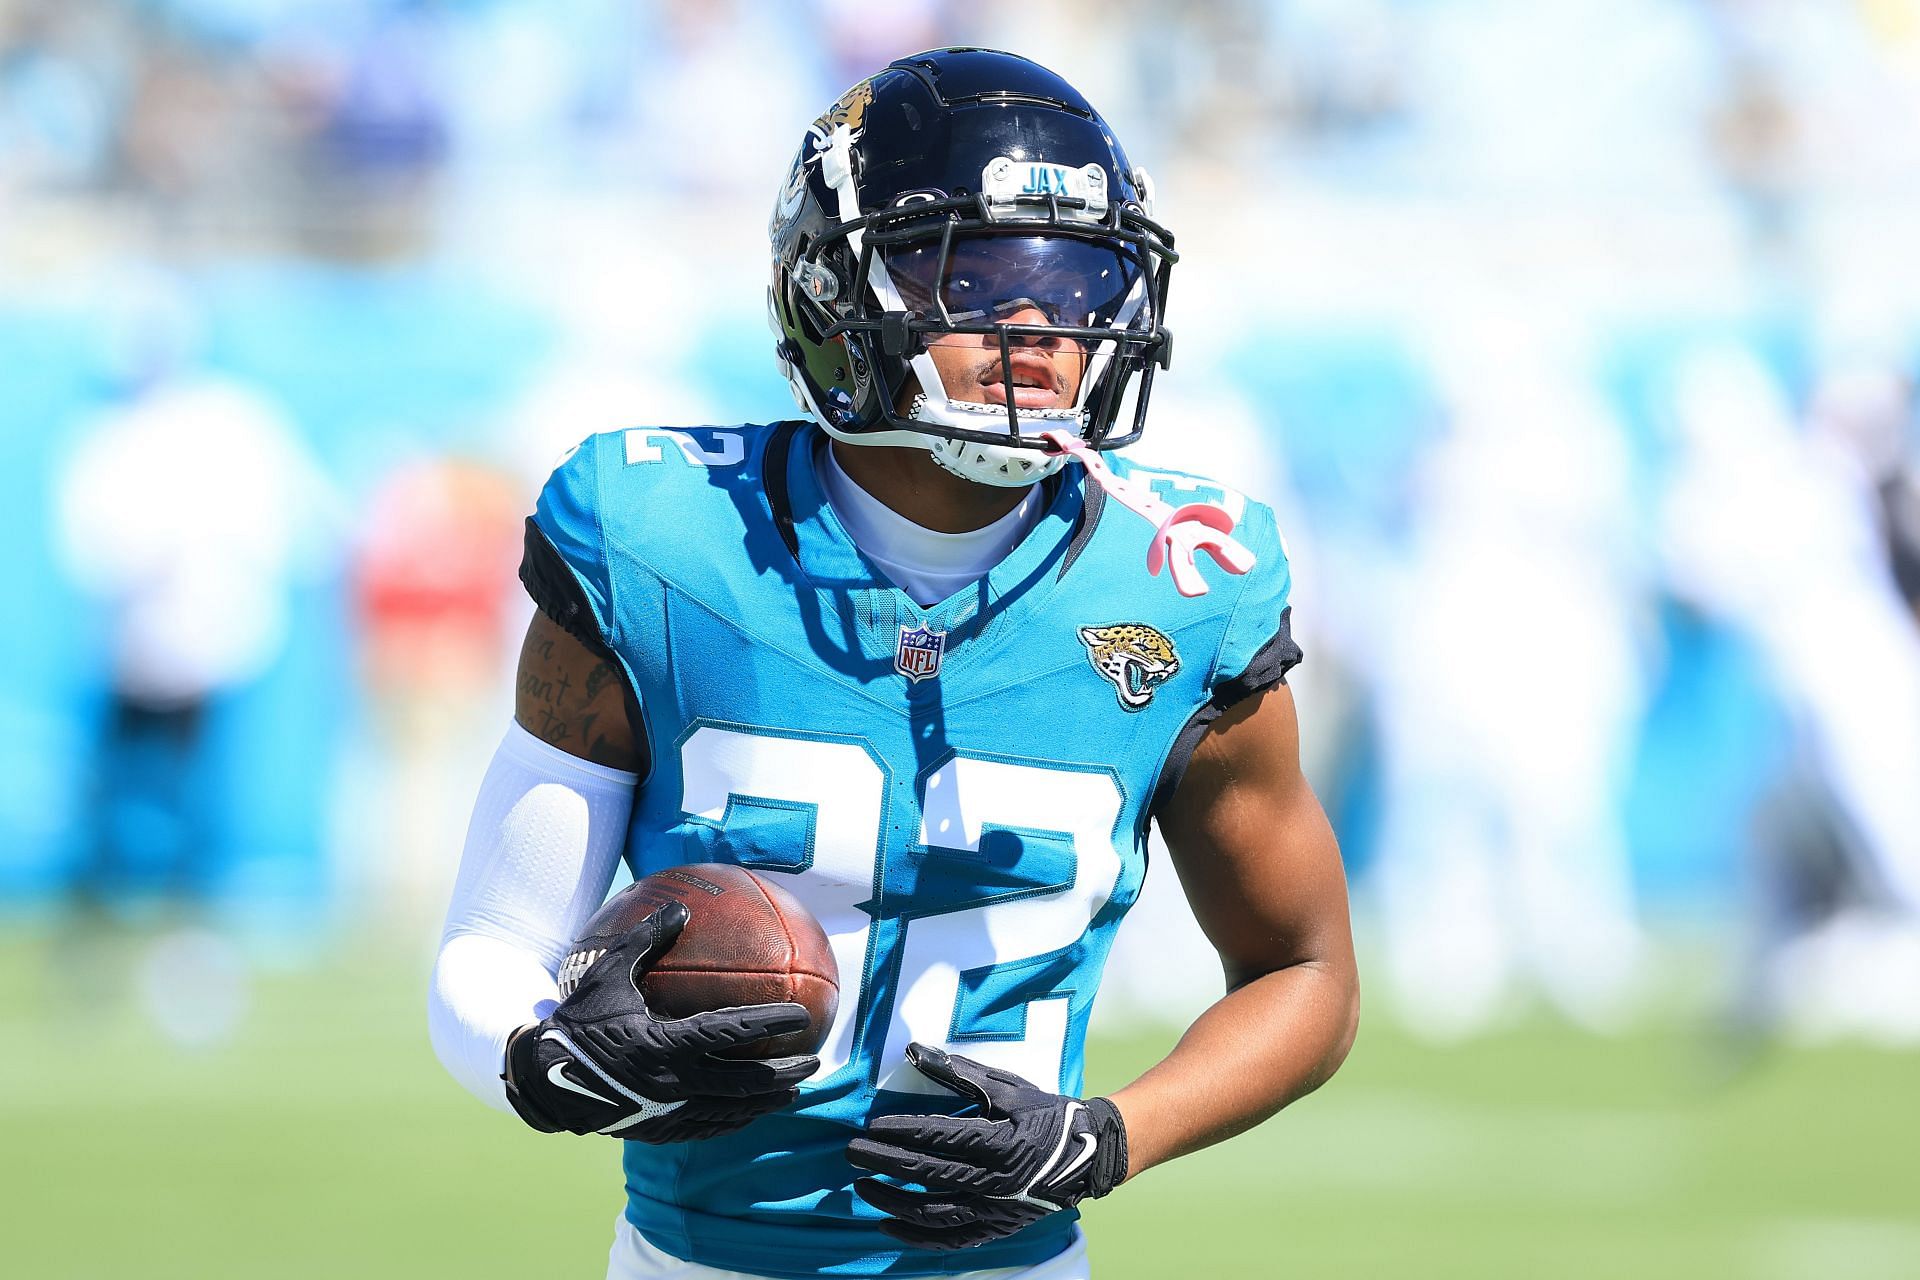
768;48;1176;486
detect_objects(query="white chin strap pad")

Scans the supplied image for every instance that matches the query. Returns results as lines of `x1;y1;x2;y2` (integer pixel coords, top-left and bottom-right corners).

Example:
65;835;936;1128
927;436;1068;488
821;410;1070;489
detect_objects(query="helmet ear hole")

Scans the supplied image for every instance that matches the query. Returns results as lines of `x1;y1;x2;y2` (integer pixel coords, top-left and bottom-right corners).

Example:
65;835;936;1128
775;275;801;336
787;237;830;345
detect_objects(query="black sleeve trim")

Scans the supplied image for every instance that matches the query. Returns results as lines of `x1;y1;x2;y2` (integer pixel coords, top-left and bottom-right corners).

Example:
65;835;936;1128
520;517;609;651
1056;472;1107;581
761;420;803;562
1148;606;1302;818
518;518;653;782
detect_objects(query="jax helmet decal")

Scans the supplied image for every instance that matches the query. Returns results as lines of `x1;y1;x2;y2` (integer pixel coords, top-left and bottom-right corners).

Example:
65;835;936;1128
768;48;1177;487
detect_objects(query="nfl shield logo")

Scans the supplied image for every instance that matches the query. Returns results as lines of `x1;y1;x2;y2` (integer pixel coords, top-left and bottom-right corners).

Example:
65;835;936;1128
895;623;946;683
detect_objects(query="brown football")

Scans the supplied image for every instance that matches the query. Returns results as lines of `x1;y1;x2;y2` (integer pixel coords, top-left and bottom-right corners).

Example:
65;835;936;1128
559;863;838;1059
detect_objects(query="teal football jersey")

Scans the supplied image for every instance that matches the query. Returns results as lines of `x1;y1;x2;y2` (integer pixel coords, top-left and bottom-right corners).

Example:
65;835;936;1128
523;422;1297;1278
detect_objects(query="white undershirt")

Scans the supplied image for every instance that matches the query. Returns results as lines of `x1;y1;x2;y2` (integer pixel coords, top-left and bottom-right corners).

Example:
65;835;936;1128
818;440;1042;607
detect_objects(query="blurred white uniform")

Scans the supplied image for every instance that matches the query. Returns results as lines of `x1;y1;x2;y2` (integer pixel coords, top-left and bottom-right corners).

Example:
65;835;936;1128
1664;350;1920;913
1662;350;1920;1037
56;376;331;706
1372;352;1647;1038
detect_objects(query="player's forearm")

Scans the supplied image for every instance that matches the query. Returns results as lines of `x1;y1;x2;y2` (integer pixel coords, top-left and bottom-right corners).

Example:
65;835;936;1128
430;931;561;1112
428;720;636;1111
1106;955;1359;1179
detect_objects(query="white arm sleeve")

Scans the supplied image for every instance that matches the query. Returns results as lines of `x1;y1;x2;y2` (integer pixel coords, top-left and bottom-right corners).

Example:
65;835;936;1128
428;721;637;1113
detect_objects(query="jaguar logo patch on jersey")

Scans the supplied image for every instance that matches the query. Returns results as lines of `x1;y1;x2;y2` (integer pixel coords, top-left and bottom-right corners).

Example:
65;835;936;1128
1079;624;1180;710
896;623;946;683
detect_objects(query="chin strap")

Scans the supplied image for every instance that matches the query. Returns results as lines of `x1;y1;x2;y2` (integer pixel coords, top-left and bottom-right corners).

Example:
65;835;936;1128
1041;430;1256;598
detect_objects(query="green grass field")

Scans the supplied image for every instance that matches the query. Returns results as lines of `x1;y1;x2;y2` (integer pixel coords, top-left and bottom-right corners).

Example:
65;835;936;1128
4;932;1917;1279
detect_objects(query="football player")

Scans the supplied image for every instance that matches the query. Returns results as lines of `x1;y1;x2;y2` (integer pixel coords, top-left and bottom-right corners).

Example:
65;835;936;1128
430;48;1358;1280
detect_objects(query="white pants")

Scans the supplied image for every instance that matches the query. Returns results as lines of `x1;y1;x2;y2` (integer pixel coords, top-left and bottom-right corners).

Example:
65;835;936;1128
608;1217;1091;1280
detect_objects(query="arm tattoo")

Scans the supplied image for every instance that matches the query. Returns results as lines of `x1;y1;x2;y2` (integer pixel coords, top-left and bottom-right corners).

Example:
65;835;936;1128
584;661;615;702
563;658;636;768
516;617;639;770
577;711;618;765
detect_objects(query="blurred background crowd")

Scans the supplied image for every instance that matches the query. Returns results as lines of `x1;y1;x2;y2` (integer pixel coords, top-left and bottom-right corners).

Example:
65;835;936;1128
6;0;1920;1108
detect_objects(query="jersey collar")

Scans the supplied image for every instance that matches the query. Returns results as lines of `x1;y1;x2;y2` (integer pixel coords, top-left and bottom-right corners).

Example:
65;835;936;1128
775;421;1093;635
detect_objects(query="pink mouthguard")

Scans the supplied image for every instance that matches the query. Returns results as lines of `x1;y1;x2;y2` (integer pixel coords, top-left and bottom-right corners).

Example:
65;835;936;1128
1041;430;1256;598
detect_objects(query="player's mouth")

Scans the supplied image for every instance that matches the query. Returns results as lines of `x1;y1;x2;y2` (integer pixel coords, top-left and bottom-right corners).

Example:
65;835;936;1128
978;353;1067;409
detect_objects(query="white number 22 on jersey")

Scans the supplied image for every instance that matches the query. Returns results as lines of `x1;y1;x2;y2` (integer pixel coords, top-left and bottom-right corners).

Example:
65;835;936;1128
678;725;1124;1094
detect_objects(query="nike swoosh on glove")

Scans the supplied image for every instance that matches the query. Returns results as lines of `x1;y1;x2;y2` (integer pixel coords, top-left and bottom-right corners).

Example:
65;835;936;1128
847;1043;1129;1250
503;900;819;1142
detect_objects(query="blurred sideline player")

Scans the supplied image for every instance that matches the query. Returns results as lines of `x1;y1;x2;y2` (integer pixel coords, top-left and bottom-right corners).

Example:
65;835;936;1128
1664;349;1920;1042
1373;323;1648;1039
430;50;1358;1279
56;273;338;1045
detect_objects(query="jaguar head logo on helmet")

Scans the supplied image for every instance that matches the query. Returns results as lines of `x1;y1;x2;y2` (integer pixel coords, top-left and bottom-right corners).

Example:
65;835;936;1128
767;48;1177;489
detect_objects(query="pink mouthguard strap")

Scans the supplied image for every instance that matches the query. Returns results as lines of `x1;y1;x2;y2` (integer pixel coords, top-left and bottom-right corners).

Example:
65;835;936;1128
1041;430;1256;598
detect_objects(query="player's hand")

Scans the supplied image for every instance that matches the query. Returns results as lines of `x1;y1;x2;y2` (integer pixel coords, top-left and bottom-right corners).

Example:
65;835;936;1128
847;1043;1129;1249
503;901;820;1142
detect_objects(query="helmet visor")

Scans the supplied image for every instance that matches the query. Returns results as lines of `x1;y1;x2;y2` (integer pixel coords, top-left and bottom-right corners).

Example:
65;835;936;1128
879;234;1147;333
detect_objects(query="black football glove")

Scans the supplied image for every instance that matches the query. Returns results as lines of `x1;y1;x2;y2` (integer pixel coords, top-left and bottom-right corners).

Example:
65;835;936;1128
847;1043;1129;1250
503;900;819;1142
